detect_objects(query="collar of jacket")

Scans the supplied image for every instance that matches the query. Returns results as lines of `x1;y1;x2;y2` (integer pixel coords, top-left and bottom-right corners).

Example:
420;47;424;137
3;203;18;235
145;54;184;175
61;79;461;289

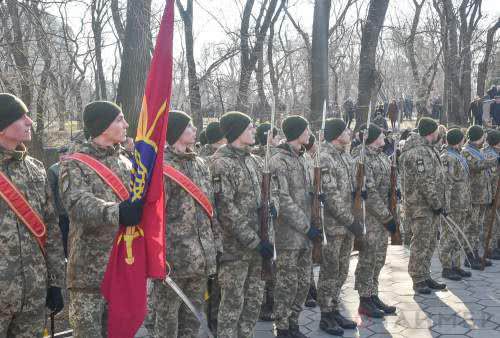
465;142;481;151
277;142;305;157
323;141;346;155
0;144;27;163
75;141;122;159
165;145;196;161
218;144;252;158
366;145;382;156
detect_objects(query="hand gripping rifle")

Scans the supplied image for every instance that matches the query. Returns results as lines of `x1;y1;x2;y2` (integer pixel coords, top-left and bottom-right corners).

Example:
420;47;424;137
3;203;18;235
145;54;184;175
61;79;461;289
260;98;277;280
482;176;500;270
311;101;328;263
389;108;402;245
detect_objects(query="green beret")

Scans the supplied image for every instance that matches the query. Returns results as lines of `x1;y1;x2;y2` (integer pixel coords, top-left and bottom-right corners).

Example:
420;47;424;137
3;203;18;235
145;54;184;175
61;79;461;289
359;123;383;145
487;129;500;146
0;93;29;131
205;121;224;144
282;115;309;141
467;125;484;142
83;101;122;139
199;129;207;145
167;110;192;145
446;128;464;146
324;118;347;142
220;111;252;143
418;117;438;137
256;122;278;145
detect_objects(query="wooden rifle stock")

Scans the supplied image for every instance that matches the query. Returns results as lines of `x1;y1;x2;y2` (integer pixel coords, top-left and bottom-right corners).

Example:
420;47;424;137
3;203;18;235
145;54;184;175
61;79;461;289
389;160;402;245
260;171;274;280
311;166;323;263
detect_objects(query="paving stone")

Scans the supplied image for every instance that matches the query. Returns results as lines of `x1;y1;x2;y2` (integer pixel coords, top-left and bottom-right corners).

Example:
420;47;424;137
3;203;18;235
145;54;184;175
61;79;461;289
431;324;470;335
467;329;500;338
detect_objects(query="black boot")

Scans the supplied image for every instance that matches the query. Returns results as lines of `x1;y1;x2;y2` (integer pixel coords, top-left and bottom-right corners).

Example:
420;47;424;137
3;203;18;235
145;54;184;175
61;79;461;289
319;312;344;336
413;281;431;294
288;324;307;338
304;284;317;308
442;268;462;281
259;303;274;321
475;250;492;267
425;278;447;290
453;267;472;278
486;248;500;260
371;295;397;314
275;329;290;338
358;297;384;318
464;252;481;270
331;310;357;329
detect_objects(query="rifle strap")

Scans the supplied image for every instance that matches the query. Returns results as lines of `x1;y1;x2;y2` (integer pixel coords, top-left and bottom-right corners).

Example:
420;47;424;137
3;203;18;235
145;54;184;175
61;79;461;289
163;164;213;218
0;170;47;255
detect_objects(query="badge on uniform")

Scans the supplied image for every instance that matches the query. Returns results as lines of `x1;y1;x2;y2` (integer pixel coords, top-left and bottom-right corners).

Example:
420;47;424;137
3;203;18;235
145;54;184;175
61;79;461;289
321;168;331;185
416;159;425;173
272;174;280;190
213;175;222;194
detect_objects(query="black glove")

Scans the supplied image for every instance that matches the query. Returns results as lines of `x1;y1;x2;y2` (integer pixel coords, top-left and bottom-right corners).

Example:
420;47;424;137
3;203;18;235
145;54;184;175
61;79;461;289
384;218;397;234
432;208;448;217
396;188;402;201
46;286;64;314
307;226;322;241
269;203;278;220
346;220;364;237
119;199;144;227
318;193;326;204
257;240;274;259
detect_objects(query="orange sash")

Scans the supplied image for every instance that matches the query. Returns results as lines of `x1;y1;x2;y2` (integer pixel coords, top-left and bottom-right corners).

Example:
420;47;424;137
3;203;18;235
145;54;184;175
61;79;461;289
0;171;47;255
162;164;214;218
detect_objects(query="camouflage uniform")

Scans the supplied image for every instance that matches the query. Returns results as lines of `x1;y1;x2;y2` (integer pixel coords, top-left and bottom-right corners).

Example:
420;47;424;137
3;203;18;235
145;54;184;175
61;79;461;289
317;142;355;311
198;144;219;159
462;143;496;252
400;133;446;284
354;146;393;297
151;147;219;337
270;143;313;330
60;141;132;337
482;146;500;251
211;144;267;338
0;145;64;337
439;146;471;269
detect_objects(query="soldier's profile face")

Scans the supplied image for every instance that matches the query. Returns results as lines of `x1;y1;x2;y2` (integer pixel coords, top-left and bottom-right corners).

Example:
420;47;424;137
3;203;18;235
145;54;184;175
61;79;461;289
297;128;310;145
238;123;256;145
178;122;197;146
101;113;129;144
0;114;32;144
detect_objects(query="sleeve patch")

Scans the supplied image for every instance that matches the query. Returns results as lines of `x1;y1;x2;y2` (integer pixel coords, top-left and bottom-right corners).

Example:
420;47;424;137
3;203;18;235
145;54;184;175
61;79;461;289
213;175;222;194
416;159;425;173
321;168;331;185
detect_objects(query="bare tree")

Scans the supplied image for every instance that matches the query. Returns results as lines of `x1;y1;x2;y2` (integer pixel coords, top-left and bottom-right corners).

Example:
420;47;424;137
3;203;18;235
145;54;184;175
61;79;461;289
91;0;110;100
477;18;500;97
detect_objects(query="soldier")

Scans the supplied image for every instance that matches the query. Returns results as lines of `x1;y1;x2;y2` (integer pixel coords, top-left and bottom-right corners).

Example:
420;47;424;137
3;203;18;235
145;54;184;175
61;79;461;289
462;125;497;269
439;129;473;280
316;118;360;335
271;115;320;338
483;130;500;260
59;101;143;337
400;117;447;294
199;121;226;159
0;93;64;337
211;112;274;338
353;124;398;317
151;111;219;337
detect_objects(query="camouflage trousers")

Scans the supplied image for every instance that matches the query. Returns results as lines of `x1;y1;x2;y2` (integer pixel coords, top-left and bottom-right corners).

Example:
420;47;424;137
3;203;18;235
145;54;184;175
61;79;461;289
439;210;467;269
274;248;312;330
318;232;354;312
69;289;107;338
354;226;388;297
401;206;413;245
408;213;439;283
0;279;46;338
151;276;205;338
468;204;488;252
217;257;264;338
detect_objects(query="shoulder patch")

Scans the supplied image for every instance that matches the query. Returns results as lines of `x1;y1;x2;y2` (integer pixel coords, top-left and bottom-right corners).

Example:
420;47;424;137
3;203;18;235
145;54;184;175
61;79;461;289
416;159;425;173
321;167;331;185
213;175;222;194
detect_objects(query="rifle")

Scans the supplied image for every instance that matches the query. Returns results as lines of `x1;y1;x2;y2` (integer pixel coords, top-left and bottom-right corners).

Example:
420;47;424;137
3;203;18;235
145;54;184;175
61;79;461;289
389;107;402;245
259;98;276;280
481;176;500;270
311;101;328;263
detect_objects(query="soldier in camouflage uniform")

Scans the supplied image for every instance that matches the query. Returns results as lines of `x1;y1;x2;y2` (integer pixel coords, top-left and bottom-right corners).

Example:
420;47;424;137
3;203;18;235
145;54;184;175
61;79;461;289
0;93;64;337
271;116;320;338
151;111;220;337
483;130;500;260
198;121;226;159
60;101;143;337
462;125;497;269
439;129;473;280
353;124;398;318
316;119;359;335
400;118;447;294
211;112;275;338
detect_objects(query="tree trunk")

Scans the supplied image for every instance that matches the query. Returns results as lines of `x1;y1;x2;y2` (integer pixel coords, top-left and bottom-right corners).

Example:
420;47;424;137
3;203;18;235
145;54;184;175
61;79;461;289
476;19;500;97
116;0;152;136
355;0;390;128
91;0;108;100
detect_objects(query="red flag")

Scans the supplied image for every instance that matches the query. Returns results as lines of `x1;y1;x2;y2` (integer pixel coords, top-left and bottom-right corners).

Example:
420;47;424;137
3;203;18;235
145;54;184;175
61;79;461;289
101;1;174;337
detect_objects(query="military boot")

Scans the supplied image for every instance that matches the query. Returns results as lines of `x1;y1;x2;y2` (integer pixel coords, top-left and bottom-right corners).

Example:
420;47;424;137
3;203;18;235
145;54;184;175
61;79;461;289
288;324;307;338
319;312;344;336
413;281;431;294
371;295;397;314
442;268;462;281
464;252;481;270
358;297;384;318
475;250;492;267
486;249;500;260
453;267;472;278
425;278;446;290
331;310;357;329
275;329;290;338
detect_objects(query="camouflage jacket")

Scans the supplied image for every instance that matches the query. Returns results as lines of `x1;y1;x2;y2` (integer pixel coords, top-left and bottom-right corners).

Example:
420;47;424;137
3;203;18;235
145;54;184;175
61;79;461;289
270;143;313;250
60;141;131;289
198;144;219;159
462;142;497;205
211;144;265;262
163;147;219;278
319;142;355;238
400;133;446;218
482;146;499;200
440;146;471;212
355;146;393;229
0;146;64;290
